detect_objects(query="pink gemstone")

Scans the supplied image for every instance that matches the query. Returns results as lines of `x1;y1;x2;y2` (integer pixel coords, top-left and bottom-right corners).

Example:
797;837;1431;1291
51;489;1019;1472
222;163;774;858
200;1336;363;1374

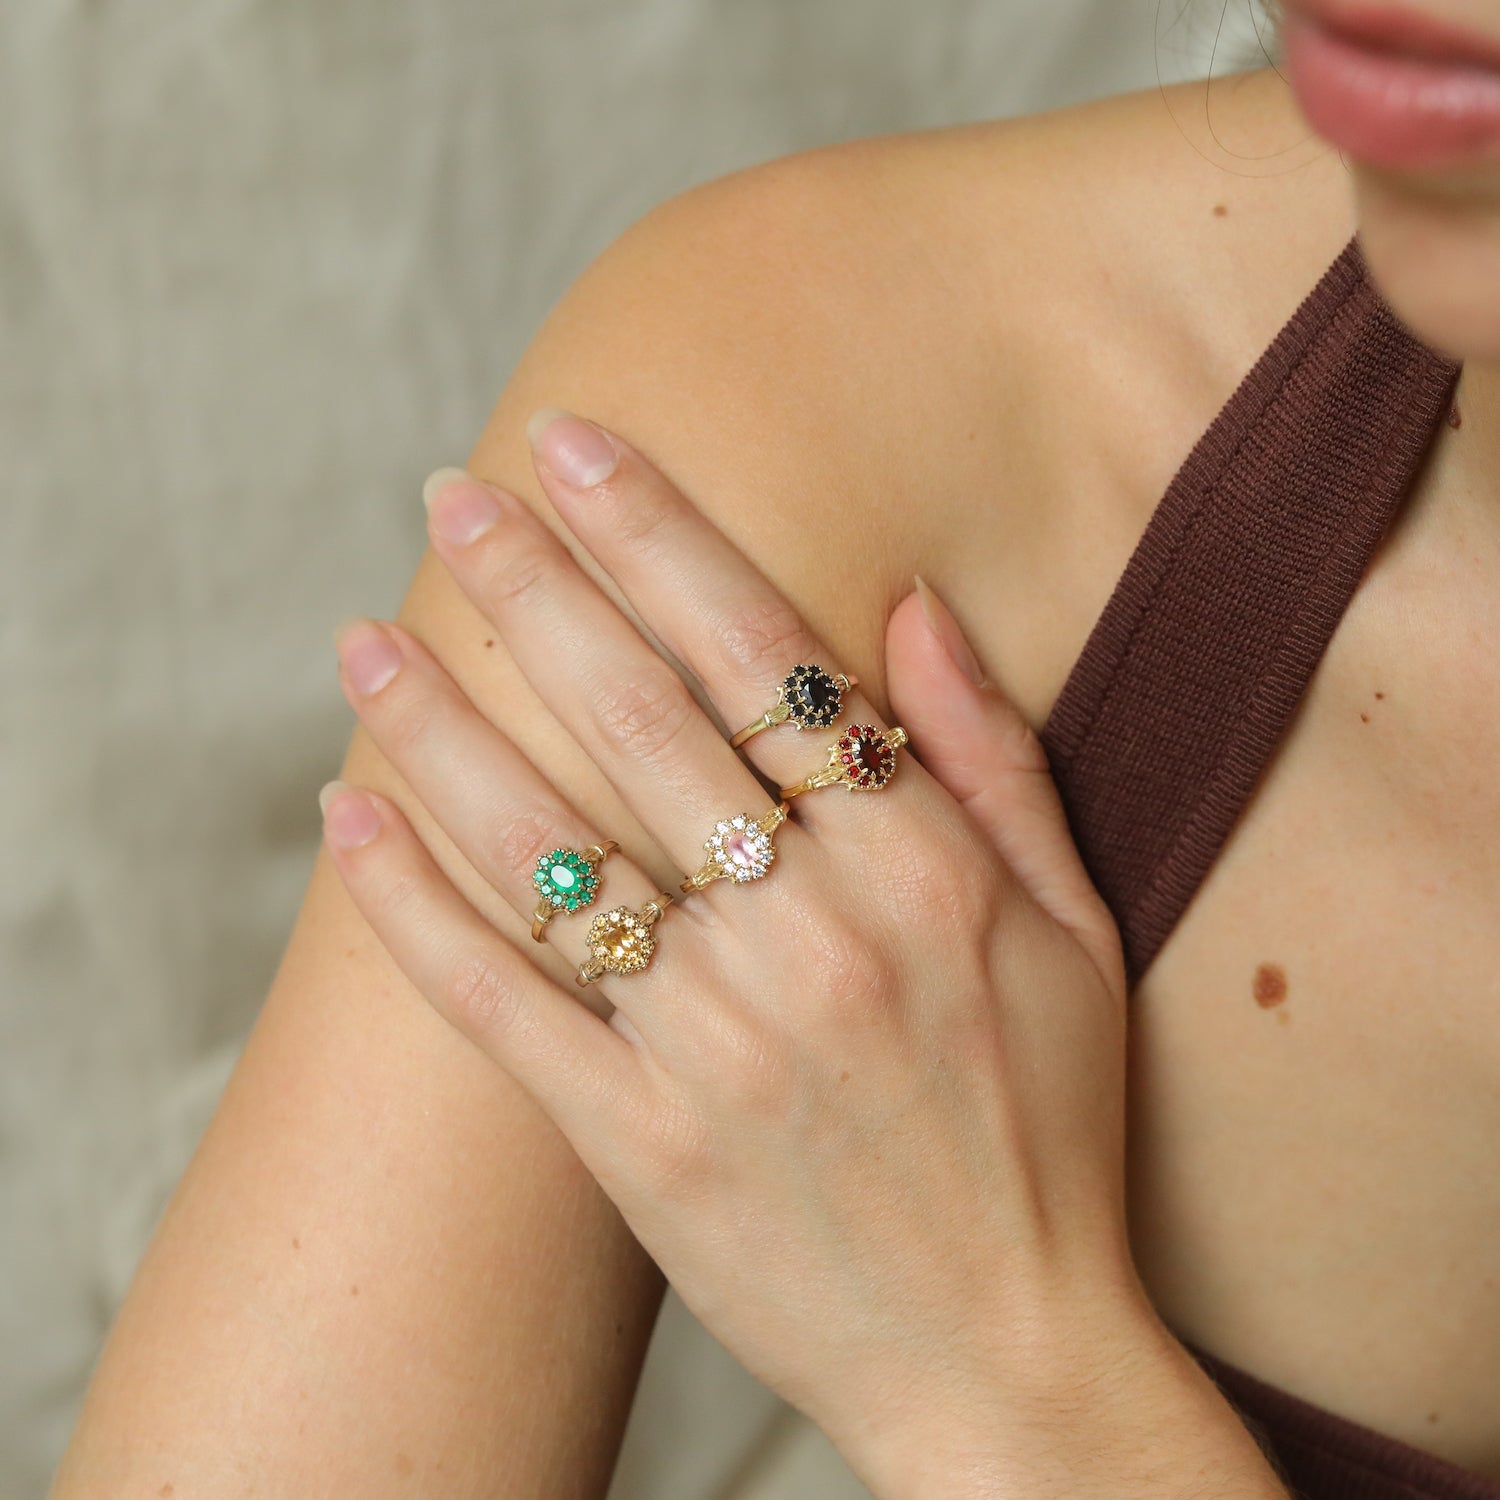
724;831;759;870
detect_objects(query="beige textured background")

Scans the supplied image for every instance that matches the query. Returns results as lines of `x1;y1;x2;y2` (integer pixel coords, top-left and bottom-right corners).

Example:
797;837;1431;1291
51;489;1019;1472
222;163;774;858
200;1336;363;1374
1;3;1267;1494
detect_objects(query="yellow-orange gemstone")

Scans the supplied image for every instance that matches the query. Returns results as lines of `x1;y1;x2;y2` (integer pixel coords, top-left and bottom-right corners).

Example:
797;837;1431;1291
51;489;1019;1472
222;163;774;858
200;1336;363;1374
587;907;655;974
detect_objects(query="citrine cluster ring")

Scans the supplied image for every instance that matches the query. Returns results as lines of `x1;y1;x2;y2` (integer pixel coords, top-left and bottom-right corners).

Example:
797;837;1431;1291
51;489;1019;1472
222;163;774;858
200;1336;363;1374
576;895;675;986
531;840;619;941
780;724;909;798
681;804;788;892
729;664;858;747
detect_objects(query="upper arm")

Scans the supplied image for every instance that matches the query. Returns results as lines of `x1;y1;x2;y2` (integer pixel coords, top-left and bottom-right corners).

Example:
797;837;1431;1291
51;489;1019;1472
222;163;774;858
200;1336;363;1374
54;148;950;1498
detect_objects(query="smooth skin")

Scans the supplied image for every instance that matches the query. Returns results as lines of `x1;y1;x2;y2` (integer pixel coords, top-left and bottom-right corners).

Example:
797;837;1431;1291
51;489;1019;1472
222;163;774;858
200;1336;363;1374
51;51;1500;1500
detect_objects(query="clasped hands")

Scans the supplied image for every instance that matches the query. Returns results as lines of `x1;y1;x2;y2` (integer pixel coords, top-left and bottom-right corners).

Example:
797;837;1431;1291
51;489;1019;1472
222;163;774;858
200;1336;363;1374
319;409;1214;1497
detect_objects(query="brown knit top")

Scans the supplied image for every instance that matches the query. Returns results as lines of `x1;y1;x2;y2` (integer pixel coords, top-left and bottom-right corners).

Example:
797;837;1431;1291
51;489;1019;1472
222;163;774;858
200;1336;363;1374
1037;234;1486;1499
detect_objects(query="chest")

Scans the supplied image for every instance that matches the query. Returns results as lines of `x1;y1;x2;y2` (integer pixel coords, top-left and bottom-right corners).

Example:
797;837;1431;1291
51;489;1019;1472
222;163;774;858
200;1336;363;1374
1121;480;1500;1472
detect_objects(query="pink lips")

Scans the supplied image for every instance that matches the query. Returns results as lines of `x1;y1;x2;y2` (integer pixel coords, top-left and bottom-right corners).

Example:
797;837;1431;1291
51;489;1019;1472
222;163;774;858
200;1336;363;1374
1281;2;1500;170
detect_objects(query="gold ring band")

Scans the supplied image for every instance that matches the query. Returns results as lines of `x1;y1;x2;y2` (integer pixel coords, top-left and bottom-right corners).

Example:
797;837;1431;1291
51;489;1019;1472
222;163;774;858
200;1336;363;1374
681;804;788;892
730;665;857;748
575;893;675;985
531;839;619;942
780;725;909;799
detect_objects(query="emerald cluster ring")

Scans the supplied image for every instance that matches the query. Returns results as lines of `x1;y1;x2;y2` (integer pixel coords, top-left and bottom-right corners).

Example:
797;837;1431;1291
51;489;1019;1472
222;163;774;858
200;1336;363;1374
530;840;619;941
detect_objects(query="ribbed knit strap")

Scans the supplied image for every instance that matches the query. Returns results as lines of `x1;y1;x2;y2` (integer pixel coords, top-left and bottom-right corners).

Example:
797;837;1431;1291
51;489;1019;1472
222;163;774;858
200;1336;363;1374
1186;1344;1500;1500
1038;234;1461;988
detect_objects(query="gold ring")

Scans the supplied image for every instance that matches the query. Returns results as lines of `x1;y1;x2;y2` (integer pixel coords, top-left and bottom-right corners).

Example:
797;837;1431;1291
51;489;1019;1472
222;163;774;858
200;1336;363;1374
729;664;858;748
779;724;909;799
575;894;675;985
531;840;619;942
680;804;788;892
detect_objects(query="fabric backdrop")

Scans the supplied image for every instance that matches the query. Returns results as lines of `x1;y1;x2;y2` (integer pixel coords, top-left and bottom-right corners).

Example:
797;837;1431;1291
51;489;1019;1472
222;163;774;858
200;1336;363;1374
0;2;1266;1493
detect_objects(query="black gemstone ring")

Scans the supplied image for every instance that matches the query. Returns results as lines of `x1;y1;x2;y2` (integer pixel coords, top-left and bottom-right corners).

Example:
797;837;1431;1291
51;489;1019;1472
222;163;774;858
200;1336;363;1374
729;664;858;748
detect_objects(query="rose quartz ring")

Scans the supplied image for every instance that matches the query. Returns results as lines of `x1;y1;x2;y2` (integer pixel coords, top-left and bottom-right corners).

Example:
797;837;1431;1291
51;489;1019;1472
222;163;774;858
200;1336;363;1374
680;804;788;893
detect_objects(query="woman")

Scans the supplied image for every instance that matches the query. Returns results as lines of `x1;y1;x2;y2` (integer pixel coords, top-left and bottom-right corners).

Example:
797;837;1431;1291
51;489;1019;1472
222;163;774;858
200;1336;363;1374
51;2;1500;1495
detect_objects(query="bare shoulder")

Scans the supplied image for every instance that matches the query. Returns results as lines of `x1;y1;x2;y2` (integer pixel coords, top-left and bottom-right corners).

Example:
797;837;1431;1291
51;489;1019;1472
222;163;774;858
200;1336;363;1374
437;68;1356;726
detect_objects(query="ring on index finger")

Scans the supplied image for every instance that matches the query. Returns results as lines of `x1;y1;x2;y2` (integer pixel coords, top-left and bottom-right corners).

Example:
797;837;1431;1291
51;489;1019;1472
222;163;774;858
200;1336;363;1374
729;664;858;747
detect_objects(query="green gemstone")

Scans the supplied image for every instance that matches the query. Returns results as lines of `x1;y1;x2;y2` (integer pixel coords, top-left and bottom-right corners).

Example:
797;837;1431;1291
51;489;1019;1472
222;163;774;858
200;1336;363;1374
550;863;578;891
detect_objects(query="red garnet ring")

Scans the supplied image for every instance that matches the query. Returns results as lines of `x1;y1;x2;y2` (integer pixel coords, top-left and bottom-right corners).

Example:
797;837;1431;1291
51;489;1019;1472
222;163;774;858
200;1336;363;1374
779;724;909;799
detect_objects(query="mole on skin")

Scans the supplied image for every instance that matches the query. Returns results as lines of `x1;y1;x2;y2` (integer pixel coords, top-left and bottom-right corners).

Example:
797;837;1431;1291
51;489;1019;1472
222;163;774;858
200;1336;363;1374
1447;404;1463;430
1253;962;1288;1008
1213;203;1228;217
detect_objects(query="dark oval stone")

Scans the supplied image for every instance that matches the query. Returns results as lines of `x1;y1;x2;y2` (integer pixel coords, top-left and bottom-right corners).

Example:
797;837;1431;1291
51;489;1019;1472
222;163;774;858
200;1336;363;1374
851;732;887;780
787;667;839;722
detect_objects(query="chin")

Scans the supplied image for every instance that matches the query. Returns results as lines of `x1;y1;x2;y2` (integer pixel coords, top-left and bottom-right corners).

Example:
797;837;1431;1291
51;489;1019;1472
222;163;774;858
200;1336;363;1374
1350;165;1500;363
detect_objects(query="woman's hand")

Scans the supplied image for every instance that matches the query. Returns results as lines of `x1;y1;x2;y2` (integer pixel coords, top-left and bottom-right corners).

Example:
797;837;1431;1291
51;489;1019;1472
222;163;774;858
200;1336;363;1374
318;412;1278;1498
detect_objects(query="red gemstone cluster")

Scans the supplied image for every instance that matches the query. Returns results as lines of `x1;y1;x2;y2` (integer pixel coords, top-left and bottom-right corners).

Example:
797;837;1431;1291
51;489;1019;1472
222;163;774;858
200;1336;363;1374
836;724;898;789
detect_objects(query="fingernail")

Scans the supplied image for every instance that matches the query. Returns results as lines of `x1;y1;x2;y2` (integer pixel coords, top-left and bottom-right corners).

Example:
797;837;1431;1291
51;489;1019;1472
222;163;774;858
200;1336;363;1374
526;407;619;488
421;466;504;545
913;575;987;687
333;616;402;695
318;779;382;849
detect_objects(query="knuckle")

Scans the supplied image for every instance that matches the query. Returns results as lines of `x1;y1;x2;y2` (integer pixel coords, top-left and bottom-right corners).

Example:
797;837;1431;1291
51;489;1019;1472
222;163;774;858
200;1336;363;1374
443;950;519;1037
1000;709;1052;775
380;687;441;754
374;863;426;922
882;823;1000;931
707;1011;798;1114
802;913;894;1029
596;479;675;552
482;545;553;611
638;1097;714;1199
590;668;698;762
714;596;810;676
487;809;561;883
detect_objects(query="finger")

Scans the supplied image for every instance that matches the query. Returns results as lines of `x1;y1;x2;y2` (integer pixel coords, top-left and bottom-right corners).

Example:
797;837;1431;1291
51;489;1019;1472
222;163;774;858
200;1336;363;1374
516;411;905;819
419;467;792;878
316;778;650;1165
884;580;1125;991
332;613;668;967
